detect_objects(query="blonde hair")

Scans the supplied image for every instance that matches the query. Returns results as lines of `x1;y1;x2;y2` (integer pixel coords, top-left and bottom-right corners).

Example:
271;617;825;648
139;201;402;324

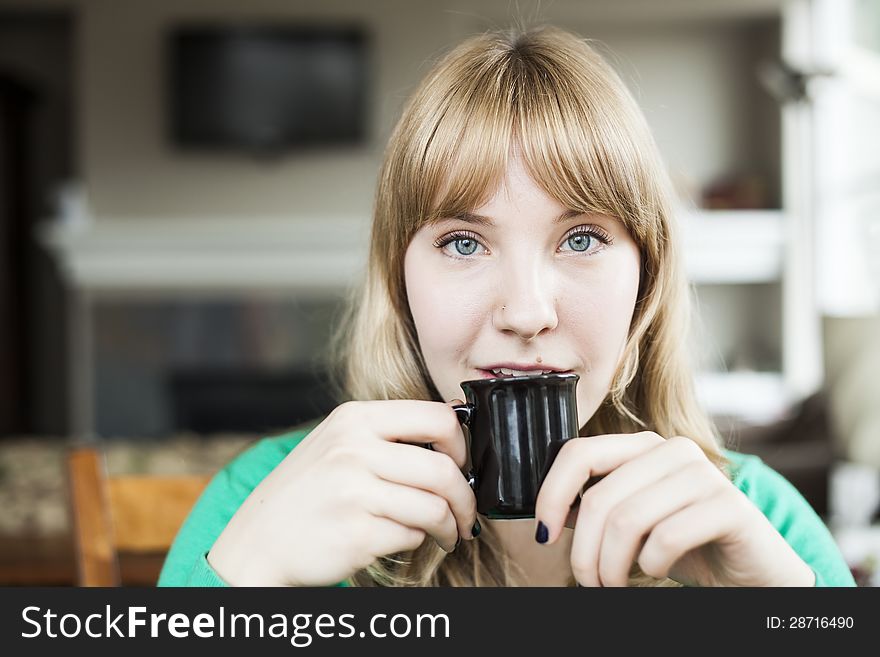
327;25;728;587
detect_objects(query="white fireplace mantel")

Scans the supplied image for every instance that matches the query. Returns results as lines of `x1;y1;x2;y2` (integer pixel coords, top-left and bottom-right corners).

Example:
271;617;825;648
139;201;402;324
38;215;371;436
38;215;370;295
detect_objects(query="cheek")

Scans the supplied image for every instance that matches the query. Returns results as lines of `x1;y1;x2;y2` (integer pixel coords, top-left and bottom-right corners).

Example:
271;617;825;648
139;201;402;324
565;253;639;347
566;286;636;352
564;254;641;422
404;247;485;358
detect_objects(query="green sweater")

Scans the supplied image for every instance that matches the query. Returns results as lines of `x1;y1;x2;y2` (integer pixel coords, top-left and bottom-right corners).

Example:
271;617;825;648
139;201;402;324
157;425;856;587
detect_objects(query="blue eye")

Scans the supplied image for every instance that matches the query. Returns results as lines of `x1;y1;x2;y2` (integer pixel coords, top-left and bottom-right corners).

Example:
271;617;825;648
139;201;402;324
433;230;485;258
566;233;593;252
452;237;479;256
560;226;613;254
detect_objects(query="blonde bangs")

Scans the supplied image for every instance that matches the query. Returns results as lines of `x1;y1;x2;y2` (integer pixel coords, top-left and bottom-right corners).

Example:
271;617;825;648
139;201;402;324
409;51;515;226
512;44;658;246
401;27;660;252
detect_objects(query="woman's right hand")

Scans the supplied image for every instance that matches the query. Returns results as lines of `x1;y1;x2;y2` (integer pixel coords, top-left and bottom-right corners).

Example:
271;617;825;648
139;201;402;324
206;399;478;586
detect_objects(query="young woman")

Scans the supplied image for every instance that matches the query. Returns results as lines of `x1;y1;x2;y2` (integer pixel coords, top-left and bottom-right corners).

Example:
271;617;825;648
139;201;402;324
158;26;855;587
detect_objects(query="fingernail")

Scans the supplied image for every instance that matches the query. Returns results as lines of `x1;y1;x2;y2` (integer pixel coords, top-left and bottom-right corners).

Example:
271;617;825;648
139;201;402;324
471;519;482;538
535;521;549;544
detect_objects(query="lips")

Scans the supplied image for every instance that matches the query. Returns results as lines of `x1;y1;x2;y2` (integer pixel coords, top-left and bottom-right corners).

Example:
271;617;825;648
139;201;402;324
476;364;573;379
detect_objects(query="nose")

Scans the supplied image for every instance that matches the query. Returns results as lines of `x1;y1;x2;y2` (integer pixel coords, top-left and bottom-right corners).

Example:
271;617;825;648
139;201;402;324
493;259;559;341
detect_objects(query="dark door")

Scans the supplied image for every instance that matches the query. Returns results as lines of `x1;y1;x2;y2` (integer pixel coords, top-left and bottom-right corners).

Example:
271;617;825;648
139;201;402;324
0;74;35;435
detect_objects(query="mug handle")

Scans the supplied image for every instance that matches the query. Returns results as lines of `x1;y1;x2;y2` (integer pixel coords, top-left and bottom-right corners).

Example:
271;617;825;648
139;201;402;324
451;402;477;491
451;402;474;427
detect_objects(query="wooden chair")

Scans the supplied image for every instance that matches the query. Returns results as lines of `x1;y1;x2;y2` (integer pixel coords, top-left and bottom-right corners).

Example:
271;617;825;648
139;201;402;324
66;446;211;586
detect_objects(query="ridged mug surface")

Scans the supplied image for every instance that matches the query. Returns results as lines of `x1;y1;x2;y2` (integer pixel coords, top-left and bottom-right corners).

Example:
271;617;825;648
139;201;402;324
458;372;579;518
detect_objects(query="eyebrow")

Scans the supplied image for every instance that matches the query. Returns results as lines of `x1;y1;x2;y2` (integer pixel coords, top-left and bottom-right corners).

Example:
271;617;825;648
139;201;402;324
431;209;585;227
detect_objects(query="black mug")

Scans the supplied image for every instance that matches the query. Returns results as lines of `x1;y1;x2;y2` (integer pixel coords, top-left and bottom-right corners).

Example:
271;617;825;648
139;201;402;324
452;372;579;519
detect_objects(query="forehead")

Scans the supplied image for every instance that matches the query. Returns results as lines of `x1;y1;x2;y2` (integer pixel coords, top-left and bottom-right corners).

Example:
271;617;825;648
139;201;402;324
475;155;562;210
427;153;599;229
427;149;561;218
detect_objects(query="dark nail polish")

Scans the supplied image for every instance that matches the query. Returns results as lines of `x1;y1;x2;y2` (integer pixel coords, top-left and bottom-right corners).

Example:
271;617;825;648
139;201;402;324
471;519;482;538
535;521;549;544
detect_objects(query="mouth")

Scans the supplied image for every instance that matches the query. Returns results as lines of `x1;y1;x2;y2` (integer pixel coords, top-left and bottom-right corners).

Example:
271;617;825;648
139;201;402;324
476;366;574;379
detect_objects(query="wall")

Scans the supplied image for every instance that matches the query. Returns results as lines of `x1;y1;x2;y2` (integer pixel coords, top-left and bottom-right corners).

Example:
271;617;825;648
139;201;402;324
76;0;458;221
1;0;784;223
824;316;880;467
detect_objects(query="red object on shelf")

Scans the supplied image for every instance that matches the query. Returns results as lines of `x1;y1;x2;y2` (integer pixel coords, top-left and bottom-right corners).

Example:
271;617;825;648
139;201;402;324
702;175;768;210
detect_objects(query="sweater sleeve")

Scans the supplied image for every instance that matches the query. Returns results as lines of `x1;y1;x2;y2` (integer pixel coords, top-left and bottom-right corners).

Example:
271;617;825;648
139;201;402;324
725;450;856;587
158;429;314;587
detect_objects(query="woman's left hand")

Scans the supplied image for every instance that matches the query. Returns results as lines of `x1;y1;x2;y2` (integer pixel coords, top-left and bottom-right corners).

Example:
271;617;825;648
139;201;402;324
535;432;816;587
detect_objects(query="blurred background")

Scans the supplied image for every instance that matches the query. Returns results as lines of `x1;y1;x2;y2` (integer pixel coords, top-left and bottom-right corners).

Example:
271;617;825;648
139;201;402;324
1;0;878;586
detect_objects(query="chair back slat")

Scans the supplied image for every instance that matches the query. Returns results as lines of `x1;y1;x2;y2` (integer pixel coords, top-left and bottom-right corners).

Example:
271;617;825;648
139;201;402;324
67;447;211;586
108;476;210;552
67;448;119;586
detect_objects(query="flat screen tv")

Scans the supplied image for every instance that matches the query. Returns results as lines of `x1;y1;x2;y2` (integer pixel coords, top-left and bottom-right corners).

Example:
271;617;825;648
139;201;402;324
167;25;368;153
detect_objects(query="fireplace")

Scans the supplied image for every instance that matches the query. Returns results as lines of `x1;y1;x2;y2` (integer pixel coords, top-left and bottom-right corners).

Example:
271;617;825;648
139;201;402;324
93;297;344;438
39;214;367;439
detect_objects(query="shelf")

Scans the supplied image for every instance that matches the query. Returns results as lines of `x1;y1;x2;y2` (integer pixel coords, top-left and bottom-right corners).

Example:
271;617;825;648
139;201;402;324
695;370;791;424
681;210;785;284
38;216;370;294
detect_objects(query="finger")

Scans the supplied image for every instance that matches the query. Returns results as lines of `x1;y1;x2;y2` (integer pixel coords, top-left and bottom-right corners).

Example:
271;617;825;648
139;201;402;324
334;400;469;468
365;479;460;553
564;504;579;530
637;494;742;583
569;436;709;585
535;432;666;544
594;461;725;587
362;516;427;562
365;441;477;541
